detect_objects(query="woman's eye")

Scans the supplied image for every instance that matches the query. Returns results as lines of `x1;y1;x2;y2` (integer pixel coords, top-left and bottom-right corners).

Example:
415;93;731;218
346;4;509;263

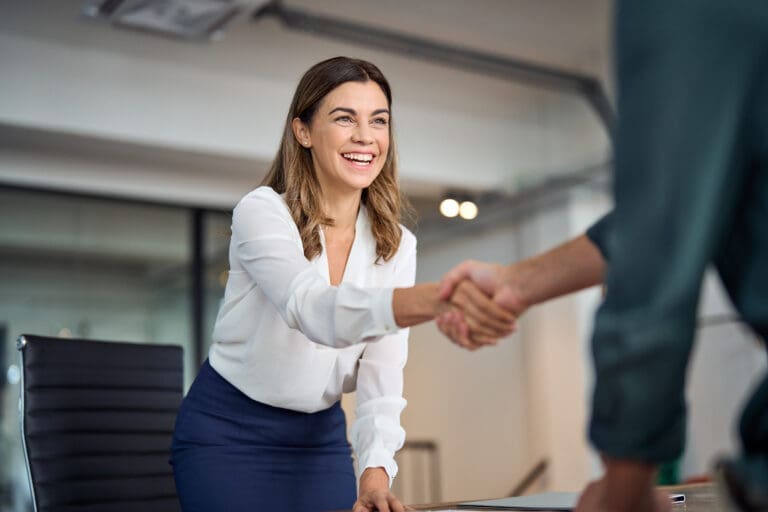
336;116;354;123
372;118;389;126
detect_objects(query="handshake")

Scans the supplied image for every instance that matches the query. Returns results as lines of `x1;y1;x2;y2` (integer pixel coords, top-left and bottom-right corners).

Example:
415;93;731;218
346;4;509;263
434;260;526;351
427;235;606;350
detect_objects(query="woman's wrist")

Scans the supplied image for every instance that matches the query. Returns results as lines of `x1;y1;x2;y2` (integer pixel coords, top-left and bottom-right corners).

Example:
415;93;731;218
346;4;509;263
392;283;441;328
359;467;390;492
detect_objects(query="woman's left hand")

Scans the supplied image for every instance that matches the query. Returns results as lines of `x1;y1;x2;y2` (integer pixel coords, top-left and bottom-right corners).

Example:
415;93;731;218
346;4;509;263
353;468;410;512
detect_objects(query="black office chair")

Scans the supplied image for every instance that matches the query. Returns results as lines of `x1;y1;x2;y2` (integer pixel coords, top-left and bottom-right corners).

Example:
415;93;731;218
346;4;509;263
17;334;184;512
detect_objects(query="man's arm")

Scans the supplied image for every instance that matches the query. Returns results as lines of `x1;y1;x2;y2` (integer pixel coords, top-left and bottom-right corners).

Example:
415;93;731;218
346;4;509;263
437;233;606;348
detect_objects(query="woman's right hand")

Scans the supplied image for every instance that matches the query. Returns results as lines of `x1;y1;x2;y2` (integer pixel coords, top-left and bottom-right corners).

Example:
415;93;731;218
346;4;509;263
437;279;518;350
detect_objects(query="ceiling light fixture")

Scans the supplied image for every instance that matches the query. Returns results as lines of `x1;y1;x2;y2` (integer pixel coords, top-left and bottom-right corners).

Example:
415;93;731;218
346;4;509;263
459;200;478;220
439;193;479;220
81;0;242;41
439;198;460;218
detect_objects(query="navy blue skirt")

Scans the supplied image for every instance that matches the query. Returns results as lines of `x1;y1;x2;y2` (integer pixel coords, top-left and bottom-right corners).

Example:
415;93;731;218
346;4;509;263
170;360;356;512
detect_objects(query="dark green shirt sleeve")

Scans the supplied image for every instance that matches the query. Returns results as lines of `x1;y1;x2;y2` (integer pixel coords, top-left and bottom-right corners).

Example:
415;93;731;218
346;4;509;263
589;0;761;463
585;212;613;262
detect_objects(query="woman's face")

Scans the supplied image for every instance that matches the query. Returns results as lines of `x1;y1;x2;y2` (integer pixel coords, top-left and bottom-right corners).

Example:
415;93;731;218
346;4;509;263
295;80;390;196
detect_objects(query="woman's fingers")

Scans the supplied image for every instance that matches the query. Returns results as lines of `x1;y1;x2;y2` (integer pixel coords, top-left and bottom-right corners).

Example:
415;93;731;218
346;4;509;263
353;489;407;512
470;333;503;346
437;310;477;350
450;312;475;350
374;494;390;512
388;493;406;512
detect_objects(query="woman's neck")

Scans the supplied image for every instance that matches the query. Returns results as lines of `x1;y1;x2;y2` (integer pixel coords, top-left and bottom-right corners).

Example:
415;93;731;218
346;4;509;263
321;189;361;234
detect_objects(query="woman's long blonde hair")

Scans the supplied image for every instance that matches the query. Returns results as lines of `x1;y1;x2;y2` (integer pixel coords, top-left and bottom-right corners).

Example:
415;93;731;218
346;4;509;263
261;56;409;263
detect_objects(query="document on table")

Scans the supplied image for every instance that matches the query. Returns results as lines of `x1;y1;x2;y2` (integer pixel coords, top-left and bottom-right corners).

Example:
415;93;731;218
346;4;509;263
458;492;578;510
455;491;685;510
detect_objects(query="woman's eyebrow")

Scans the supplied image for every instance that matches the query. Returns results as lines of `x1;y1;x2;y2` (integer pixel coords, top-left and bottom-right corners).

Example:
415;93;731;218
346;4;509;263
327;107;390;116
328;107;356;116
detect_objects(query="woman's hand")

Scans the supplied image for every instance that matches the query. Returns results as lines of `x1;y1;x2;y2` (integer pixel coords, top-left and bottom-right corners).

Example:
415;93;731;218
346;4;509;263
437;279;517;350
353;468;409;512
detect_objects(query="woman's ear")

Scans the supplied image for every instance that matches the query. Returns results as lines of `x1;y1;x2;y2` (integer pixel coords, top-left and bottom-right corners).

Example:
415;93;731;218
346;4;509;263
292;118;311;148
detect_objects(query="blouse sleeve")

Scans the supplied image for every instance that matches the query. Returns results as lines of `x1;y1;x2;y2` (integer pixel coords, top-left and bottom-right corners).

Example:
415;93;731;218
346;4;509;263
232;188;399;348
349;230;416;486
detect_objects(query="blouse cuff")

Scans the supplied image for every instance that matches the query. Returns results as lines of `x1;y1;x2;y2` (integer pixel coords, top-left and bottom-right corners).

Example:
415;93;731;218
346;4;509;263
335;285;398;345
358;448;399;488
350;396;407;487
372;287;398;333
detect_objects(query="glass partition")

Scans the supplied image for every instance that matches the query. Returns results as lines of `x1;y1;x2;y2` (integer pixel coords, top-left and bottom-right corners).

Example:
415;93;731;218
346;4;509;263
202;210;232;363
0;187;227;511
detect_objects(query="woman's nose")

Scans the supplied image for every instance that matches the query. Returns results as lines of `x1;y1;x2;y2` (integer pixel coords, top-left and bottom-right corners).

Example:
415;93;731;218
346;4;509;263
351;124;374;144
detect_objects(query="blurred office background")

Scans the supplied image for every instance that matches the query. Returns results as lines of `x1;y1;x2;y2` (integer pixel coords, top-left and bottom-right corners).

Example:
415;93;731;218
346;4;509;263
1;1;765;509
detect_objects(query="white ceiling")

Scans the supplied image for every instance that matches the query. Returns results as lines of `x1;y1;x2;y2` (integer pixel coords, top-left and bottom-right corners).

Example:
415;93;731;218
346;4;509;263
3;1;612;73
0;0;613;207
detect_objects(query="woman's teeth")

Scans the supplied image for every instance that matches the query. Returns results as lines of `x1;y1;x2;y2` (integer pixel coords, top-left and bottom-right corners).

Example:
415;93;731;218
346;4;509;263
342;153;373;163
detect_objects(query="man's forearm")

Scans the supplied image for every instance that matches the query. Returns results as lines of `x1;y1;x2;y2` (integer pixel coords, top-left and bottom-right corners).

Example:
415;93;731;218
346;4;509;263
512;234;605;307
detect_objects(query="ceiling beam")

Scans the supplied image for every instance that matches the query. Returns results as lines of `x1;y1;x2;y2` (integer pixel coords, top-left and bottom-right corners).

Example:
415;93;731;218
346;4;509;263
253;0;615;136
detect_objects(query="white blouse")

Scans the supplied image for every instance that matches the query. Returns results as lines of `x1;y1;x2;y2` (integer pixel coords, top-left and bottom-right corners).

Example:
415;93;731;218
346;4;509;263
209;186;415;483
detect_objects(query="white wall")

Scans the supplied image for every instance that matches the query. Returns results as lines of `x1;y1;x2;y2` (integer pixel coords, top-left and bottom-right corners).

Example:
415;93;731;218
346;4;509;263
517;189;611;492
403;221;529;501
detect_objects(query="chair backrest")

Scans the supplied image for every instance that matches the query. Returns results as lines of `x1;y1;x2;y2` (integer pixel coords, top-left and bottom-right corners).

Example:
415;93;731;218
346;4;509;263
17;334;184;512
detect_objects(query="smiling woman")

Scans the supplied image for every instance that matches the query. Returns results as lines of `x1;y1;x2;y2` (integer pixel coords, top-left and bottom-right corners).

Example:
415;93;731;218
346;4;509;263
294;81;390;195
169;57;516;512
265;57;402;266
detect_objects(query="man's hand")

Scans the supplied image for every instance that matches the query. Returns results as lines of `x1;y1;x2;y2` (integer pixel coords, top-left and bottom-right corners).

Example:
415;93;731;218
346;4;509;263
437;261;527;349
574;457;671;512
353;467;410;512
438;260;527;314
